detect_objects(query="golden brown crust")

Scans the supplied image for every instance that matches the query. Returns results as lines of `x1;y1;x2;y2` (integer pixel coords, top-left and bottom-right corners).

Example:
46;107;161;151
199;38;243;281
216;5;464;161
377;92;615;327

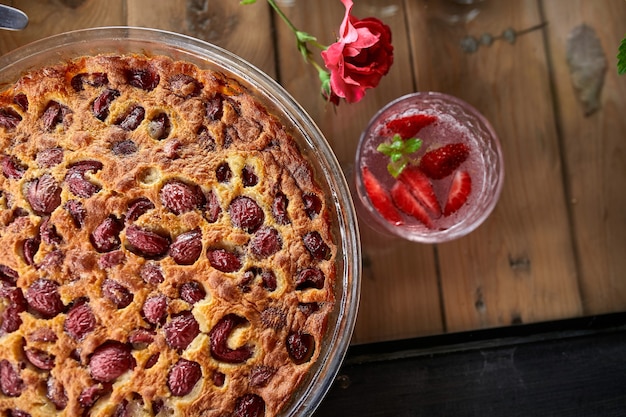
0;54;336;416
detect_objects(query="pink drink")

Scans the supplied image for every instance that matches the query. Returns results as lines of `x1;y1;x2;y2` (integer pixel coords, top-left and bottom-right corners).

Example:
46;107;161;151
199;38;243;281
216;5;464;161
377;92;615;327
355;92;504;243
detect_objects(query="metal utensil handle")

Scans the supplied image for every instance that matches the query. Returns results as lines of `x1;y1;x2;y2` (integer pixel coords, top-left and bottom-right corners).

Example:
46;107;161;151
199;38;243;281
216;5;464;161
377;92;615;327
0;5;28;31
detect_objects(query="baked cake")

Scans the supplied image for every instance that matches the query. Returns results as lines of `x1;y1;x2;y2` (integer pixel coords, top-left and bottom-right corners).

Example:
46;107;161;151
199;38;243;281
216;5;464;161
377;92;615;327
0;53;337;417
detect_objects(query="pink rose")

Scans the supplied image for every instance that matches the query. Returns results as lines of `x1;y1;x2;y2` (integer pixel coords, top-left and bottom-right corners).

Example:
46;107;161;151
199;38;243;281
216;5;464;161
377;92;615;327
321;0;394;103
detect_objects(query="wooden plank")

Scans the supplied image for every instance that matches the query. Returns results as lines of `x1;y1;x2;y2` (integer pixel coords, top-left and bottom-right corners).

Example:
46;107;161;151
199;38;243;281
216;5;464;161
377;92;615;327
127;0;276;78
542;1;626;315
0;1;275;77
405;0;582;331
272;0;443;343
3;0;620;346
0;0;125;54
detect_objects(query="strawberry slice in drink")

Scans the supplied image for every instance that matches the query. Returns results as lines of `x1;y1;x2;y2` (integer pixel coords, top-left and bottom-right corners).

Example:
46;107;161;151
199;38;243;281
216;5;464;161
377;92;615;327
361;166;404;225
384;114;437;139
419;142;470;180
397;166;441;217
444;170;472;216
391;181;433;228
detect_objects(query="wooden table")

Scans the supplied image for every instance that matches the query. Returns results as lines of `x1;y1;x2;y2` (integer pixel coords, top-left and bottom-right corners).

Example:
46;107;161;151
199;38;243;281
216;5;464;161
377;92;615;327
0;4;625;414
1;0;624;346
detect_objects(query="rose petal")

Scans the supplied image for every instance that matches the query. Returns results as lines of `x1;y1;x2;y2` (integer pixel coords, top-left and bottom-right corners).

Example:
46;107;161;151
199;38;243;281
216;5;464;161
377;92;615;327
339;0;358;42
322;1;393;104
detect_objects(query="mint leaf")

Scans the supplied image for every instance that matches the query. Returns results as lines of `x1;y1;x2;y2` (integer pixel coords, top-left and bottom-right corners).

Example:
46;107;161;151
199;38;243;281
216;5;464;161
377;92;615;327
390;152;402;163
618;35;626;75
376;135;423;178
387;160;407;178
404;138;422;154
376;141;398;157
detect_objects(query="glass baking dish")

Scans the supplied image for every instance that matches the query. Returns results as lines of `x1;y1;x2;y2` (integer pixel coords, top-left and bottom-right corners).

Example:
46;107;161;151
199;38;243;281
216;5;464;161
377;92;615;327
0;26;361;417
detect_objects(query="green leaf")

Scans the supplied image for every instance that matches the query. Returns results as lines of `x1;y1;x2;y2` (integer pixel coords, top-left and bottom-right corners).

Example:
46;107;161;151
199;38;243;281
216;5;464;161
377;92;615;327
390;140;403;150
376;143;394;156
240;0;256;4
297;42;310;60
296;31;317;44
404;138;423;154
390;152;402;163
318;70;334;101
318;70;331;93
318;69;330;84
376;135;423;177
618;35;626;75
387;160;407;178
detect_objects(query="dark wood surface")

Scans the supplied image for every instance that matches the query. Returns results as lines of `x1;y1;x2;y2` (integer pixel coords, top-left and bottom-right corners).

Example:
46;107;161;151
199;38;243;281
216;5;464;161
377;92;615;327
316;314;626;416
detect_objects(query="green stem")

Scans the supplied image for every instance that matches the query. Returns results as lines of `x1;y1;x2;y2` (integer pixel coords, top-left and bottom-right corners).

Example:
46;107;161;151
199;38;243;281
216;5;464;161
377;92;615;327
267;0;299;34
310;59;326;74
266;0;328;51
